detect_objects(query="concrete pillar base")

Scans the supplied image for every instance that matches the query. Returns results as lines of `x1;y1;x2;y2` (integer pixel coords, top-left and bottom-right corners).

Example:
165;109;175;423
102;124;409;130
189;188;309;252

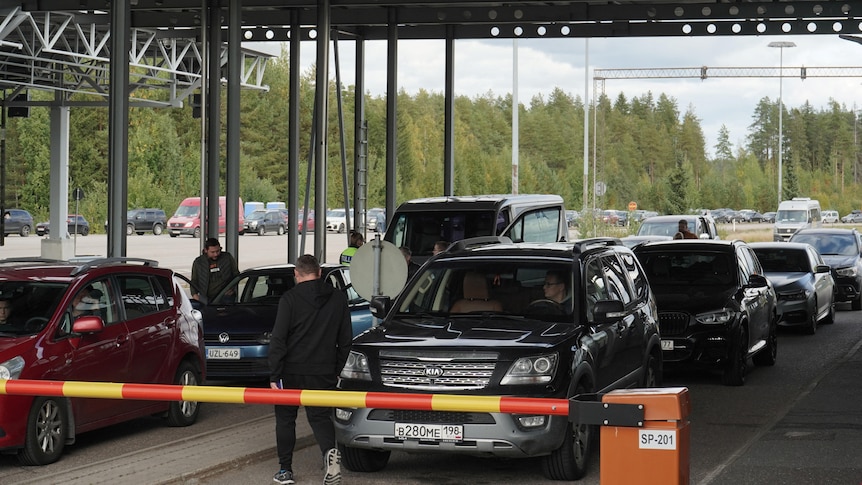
41;238;74;261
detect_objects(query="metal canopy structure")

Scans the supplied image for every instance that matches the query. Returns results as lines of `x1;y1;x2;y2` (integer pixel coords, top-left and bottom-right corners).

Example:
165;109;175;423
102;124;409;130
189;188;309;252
3;0;862;263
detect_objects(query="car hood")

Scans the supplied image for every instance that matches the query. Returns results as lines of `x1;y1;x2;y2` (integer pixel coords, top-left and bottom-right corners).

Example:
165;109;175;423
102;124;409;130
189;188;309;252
763;272;808;292
354;315;580;348
0;334;36;360
652;285;737;313
821;254;857;270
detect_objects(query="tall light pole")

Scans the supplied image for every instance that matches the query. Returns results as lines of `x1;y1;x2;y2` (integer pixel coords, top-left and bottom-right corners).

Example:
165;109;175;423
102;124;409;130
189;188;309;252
769;41;795;205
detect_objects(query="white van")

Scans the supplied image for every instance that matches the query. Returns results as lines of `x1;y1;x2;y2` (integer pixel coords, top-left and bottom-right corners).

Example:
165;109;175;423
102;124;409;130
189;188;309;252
773;197;821;241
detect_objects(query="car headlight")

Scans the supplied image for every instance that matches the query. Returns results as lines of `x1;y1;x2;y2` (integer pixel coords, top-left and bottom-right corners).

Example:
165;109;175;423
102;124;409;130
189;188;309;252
340;351;371;381
779;290;809;301
501;353;558;385
257;331;271;345
184;221;193;228
835;266;858;277
0;356;25;380
695;309;735;325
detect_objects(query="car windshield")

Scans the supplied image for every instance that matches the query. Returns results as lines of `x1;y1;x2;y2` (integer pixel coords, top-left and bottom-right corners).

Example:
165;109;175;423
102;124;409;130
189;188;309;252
776;209;807;223
395;260;575;320
247;211;266;221
753;248;810;273
212;272;296;305
174;205;199;217
385;210;510;257
791;233;858;256
638;251;735;287
638;219;694;237
0;282;67;336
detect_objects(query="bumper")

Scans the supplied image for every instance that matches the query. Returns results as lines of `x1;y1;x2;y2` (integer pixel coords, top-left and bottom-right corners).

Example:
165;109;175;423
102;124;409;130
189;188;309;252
0;395;33;452
334;407;567;458
833;276;861;303
169;226;196;236
776;298;813;326
204;343;270;380
660;327;732;367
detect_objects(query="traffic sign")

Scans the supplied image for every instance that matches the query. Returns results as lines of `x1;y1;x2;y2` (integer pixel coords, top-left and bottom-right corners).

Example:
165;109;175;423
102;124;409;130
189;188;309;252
595;181;607;196
628;201;637;211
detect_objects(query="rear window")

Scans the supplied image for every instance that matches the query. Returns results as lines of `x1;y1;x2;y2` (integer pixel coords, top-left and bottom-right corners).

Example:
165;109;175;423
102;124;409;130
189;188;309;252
638;250;736;287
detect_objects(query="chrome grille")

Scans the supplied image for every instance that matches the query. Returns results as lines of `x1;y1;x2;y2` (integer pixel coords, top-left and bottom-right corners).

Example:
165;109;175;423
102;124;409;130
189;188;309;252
658;311;689;336
378;350;498;391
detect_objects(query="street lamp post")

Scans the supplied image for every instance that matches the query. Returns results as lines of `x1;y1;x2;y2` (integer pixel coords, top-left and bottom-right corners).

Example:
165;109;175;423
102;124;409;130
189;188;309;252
769;41;796;205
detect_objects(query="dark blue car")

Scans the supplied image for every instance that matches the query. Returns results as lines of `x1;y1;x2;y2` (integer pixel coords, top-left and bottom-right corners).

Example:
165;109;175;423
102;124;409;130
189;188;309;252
197;264;373;381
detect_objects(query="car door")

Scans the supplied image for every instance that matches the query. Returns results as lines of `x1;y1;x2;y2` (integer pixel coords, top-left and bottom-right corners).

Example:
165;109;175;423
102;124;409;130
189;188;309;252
738;247;771;348
59;279;134;428
117;274;176;386
807;247;834;319
582;256;623;392
601;254;641;384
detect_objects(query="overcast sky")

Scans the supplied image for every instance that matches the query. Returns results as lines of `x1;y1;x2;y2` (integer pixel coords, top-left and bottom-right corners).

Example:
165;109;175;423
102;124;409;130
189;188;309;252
280;34;862;158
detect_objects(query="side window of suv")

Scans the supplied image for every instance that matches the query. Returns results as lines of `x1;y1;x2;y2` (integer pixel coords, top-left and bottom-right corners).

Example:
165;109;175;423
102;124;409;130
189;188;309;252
585;258;609;321
504;208;561;243
620;252;649;301
603;255;633;306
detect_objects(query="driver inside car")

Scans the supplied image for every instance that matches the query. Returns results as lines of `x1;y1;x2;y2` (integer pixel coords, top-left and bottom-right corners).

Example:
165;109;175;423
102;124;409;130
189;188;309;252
542;270;573;314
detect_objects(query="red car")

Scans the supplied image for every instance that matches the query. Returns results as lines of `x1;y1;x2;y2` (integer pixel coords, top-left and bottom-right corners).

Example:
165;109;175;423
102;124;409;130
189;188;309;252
298;209;315;233
0;257;205;465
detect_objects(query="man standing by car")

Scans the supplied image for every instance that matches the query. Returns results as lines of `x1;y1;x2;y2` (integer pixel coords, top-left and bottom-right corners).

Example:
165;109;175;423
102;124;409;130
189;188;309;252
191;237;239;303
268;254;353;485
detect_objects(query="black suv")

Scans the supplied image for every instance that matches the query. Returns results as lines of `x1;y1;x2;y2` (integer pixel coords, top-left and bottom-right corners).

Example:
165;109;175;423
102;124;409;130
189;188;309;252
634;239;778;386
108;208;167;236
2;209;34;237
790;228;862;310
335;237;662;481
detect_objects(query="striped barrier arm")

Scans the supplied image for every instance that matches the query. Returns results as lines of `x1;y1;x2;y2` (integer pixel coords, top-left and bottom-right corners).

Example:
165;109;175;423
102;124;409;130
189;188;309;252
0;379;571;416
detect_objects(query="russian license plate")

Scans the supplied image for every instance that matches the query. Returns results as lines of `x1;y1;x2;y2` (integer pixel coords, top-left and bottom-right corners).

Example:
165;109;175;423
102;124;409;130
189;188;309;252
661;340;674;351
394;423;463;442
207;347;240;360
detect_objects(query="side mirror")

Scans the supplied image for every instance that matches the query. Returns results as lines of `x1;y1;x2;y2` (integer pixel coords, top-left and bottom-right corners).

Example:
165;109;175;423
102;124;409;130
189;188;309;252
593;299;625;324
370;296;392;319
815;264;831;274
72;315;105;334
748;274;769;288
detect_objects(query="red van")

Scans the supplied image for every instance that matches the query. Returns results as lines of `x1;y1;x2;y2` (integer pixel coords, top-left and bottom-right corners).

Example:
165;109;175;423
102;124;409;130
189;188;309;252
168;196;244;238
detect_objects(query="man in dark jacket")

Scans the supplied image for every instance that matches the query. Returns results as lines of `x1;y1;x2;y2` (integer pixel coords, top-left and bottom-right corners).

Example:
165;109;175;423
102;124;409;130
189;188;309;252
190;237;239;303
269;254;352;485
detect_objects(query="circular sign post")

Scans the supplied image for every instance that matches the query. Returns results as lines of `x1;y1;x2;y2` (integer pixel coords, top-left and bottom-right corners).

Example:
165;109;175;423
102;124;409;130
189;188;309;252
628;201;637;212
350;235;408;302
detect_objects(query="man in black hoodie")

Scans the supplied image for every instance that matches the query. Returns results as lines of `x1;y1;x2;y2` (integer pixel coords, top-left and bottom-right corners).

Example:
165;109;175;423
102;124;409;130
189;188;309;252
269;254;352;485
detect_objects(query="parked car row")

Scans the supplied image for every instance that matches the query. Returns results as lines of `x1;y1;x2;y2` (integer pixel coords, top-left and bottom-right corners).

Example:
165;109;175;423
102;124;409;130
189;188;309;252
2;209;34;237
36;214;90;236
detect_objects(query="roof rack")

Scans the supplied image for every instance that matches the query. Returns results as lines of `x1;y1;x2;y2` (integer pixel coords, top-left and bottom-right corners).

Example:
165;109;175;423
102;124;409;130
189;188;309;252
447;236;513;253
70;257;159;276
0;257;65;266
572;237;622;255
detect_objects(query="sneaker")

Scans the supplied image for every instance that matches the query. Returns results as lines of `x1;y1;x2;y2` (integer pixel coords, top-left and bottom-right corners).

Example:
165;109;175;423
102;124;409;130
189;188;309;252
273;469;295;485
323;448;342;485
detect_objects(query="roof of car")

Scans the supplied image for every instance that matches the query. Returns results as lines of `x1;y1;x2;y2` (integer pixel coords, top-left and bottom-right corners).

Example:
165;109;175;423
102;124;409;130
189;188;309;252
0;257;164;281
749;242;814;250
395;194;564;211
436;237;628;261
794;228;859;235
641;215;703;223
635;239;739;251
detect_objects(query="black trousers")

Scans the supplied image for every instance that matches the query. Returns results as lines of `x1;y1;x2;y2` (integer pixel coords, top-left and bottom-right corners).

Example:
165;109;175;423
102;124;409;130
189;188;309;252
274;373;337;471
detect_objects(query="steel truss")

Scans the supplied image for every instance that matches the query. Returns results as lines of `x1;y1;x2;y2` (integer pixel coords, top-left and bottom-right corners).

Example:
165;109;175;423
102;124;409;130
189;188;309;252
0;7;270;106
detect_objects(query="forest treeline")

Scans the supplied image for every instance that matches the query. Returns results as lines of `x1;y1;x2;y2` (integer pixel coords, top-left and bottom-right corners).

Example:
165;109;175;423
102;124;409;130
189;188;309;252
3;48;862;229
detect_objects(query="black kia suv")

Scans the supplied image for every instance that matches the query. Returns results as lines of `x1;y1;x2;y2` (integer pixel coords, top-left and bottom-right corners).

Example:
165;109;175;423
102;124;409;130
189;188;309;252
334;237;662;481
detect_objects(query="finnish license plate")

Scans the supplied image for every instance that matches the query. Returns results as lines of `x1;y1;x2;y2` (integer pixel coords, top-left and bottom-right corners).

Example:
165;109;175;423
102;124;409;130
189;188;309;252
394;423;463;442
207;347;240;360
661;340;674;351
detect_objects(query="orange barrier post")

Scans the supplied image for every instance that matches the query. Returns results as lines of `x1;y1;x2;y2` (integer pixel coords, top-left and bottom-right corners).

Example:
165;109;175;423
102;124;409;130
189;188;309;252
600;387;691;485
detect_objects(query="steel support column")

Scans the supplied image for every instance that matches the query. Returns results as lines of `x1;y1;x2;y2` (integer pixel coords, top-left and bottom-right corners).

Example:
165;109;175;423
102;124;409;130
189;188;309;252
107;0;130;257
207;2;222;241
226;0;241;260
443;26;455;196
354;38;367;235
314;0;330;260
41;101;71;260
385;8;398;220
288;10;300;263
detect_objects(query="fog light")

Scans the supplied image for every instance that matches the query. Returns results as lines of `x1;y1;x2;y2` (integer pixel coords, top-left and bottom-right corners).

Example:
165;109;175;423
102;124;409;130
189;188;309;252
335;408;354;421
517;415;546;428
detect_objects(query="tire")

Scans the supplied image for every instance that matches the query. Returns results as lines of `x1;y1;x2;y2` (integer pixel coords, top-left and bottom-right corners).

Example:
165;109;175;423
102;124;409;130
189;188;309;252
277;225;285;235
722;326;747;386
804;298;818;335
339;444;390;472
753;319;778;366
153;223;163;235
126;224;134;236
642;352;662;388
823;297;836;325
853;292;862;311
80;226;90;236
193;227;201;239
18;397;67;465
20;225;30;237
542;383;593;480
136;231;144;236
257;226;265;236
338;223;345;233
166;361;201;427
170;233;178;238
